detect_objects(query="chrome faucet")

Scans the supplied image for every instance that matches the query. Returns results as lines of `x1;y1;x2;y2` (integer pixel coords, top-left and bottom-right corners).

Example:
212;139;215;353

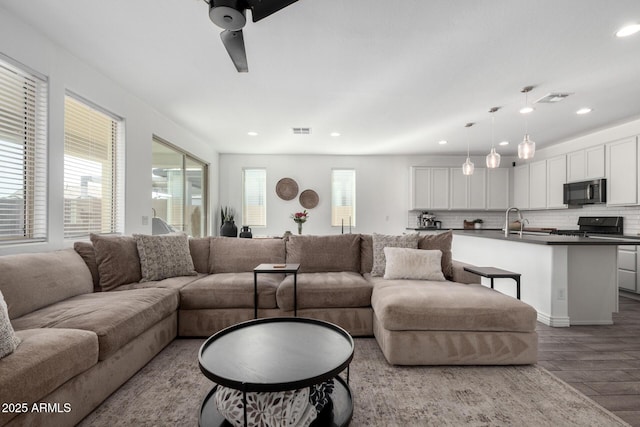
505;207;524;237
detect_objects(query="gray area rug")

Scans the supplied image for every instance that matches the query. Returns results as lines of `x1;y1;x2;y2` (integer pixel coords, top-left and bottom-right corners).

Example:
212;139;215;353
79;338;628;426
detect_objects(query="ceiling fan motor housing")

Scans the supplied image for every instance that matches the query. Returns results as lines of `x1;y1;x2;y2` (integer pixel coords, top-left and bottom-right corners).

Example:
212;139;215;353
209;0;247;31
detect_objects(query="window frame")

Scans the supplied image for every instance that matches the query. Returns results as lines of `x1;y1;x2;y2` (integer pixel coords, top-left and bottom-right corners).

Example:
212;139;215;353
242;168;267;228
331;168;356;228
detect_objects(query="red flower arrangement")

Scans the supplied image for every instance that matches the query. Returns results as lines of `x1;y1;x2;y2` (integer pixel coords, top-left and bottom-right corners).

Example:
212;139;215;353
291;210;308;224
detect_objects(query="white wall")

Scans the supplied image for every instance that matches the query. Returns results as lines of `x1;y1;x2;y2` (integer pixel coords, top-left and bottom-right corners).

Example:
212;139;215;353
218;154;513;236
0;8;218;255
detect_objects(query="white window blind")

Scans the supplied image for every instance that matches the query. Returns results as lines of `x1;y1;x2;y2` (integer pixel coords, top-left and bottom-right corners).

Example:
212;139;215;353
64;94;124;238
0;56;47;243
242;168;266;227
331;169;356;227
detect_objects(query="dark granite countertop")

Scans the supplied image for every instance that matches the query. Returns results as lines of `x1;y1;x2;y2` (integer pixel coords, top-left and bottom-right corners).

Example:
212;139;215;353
452;229;637;246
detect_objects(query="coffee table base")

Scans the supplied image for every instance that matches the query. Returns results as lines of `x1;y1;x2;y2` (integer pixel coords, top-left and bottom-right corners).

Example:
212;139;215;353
199;376;353;427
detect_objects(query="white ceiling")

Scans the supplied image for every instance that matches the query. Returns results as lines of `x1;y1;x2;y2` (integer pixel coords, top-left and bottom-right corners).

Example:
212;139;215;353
2;0;640;156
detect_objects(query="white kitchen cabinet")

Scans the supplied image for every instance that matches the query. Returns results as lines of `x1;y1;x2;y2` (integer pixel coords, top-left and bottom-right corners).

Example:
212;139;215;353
513;164;530;209
567;145;605;182
409;167;449;210
547;155;567;209
619;246;637;293
486;168;509;210
450;168;486;210
606;137;638;206
529;160;547;209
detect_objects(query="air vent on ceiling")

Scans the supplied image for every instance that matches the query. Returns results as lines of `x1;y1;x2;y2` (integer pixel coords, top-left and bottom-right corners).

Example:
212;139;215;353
534;92;574;104
292;127;311;135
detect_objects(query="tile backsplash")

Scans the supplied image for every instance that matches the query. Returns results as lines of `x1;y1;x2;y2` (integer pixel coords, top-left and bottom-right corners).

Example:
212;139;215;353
410;205;640;235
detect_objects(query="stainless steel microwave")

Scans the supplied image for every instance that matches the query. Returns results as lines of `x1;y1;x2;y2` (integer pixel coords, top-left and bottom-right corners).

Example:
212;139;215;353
563;179;606;205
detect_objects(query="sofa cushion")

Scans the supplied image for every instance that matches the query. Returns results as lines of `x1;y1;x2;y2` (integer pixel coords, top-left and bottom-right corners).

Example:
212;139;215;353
189;237;211;274
113;274;205;291
360;234;373;274
180;273;281;309
0;291;20;359
11;288;178;360
134;233;197;282
0;249;93;319
286;234;361;273
209;237;285;273
73;241;101;291
0;328;98;426
371;233;419;277
418;231;454;280
277;272;372;311
370;278;537;333
90;234;142;291
383;247;445;281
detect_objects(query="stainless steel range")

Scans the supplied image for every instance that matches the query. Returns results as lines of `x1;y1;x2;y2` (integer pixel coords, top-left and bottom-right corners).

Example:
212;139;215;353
550;216;624;237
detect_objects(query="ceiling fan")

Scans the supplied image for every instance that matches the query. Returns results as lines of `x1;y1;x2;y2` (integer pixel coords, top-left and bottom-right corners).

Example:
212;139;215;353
207;0;300;72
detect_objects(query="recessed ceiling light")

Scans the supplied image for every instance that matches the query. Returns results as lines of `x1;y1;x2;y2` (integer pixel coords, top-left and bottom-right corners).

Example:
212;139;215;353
438;140;447;145
330;132;341;137
519;106;534;114
616;23;640;37
576;108;592;115
499;141;509;146
247;131;258;136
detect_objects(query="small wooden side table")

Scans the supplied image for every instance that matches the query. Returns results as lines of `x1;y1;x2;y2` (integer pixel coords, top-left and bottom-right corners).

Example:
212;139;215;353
463;266;521;300
253;263;300;318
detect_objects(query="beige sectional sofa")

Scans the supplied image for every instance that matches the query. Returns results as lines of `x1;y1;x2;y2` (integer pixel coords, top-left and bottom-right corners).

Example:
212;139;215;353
0;231;538;426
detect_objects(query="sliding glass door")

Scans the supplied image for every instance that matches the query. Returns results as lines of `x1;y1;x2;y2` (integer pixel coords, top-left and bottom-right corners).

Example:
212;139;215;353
151;137;208;237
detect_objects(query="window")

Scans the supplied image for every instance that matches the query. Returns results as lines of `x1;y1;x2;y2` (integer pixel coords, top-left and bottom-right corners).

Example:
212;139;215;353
152;137;208;237
243;168;266;227
0;55;47;243
64;94;124;238
331;169;356;227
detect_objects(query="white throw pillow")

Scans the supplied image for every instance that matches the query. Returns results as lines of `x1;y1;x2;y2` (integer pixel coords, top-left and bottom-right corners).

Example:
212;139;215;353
383;247;446;281
0;290;21;359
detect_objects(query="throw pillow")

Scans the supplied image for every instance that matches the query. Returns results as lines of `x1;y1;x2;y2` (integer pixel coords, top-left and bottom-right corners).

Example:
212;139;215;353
383;247;445;281
286;234;360;273
90;234;142;291
418;231;454;279
73;241;101;292
0;290;21;359
371;233;419;277
133;233;197;282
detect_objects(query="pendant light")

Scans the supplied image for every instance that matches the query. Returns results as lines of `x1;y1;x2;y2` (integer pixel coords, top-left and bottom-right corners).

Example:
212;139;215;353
518;86;536;159
462;122;474;175
486;107;501;168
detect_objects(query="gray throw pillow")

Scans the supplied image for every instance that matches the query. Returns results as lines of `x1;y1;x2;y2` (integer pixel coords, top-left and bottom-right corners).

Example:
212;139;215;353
371;233;419;277
90;234;142;291
0;290;21;359
134;233;197;282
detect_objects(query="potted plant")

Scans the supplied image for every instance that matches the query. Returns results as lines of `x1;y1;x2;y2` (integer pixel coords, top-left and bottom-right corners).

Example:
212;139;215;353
473;219;484;229
291;210;308;235
220;206;238;237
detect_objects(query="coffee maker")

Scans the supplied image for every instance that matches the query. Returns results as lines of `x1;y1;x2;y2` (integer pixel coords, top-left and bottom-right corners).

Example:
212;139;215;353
417;212;442;229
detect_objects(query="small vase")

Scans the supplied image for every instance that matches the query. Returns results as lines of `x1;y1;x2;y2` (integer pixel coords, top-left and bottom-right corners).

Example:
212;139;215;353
220;220;238;237
297;222;303;235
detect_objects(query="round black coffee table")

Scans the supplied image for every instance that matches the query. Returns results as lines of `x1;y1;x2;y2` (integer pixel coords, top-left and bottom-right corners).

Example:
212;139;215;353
198;317;354;427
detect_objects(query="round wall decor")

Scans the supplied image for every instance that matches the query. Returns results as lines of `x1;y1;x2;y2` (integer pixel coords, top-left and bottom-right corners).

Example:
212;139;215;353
275;178;299;201
299;189;319;209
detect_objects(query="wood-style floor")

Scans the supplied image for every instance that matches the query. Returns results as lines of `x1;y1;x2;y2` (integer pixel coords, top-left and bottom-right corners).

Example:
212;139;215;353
537;296;640;426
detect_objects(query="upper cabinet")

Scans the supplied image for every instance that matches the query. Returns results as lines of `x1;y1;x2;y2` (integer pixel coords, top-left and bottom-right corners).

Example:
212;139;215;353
606;137;638;206
513;164;530;209
486;168;509;210
450;168;486;210
546;155;567;209
410;167;449;210
567;145;605;182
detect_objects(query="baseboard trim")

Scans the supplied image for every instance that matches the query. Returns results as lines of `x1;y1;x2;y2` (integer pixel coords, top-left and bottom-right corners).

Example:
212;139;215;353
537;312;570;327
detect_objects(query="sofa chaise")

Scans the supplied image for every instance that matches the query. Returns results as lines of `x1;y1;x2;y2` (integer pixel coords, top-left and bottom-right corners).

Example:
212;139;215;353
0;231;538;426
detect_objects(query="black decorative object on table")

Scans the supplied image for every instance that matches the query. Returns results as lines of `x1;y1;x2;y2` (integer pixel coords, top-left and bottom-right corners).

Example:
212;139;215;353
198;317;354;427
239;226;252;238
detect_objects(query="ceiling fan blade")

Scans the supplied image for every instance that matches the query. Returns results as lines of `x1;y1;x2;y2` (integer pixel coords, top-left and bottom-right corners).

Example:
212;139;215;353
220;30;248;72
247;0;299;22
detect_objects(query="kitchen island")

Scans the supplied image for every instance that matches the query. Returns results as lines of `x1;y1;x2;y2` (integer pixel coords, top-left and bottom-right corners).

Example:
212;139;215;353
451;230;635;327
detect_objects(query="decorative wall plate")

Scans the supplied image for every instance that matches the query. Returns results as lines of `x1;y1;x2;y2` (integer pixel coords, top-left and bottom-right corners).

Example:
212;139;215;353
299;189;319;209
276;178;299;201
